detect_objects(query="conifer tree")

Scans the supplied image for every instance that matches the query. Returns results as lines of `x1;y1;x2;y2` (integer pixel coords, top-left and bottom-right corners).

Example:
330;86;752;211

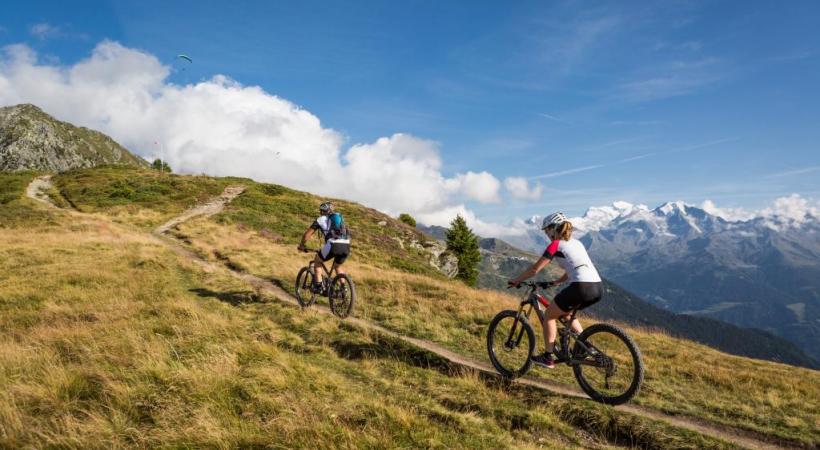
446;214;481;286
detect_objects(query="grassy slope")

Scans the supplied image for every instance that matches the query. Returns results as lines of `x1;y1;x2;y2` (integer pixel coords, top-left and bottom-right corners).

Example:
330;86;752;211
41;167;820;444
0;171;732;449
0;171;55;227
182;220;820;446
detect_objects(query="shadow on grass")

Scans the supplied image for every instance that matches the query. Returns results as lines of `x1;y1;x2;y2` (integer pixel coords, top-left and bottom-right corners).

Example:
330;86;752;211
327;325;736;450
189;287;263;306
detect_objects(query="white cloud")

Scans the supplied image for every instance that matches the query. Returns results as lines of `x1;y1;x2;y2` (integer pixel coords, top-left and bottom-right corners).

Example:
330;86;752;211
700;200;756;222
702;195;819;227
448;171;502;204
0;40;512;227
416;204;526;238
759;194;819;226
29;23;62;40
504;176;543;200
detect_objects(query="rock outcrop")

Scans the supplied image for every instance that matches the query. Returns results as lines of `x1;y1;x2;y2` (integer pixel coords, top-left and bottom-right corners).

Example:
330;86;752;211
0;104;147;172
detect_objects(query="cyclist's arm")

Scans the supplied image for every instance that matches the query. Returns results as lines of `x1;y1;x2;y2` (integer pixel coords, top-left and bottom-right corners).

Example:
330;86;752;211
299;227;315;249
509;257;550;286
555;272;568;284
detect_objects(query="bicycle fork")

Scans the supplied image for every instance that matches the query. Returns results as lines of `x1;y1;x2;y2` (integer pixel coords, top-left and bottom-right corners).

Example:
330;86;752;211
505;303;534;350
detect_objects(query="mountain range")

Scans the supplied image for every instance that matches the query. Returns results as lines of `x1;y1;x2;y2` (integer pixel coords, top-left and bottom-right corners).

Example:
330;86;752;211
417;224;817;367
507;200;820;363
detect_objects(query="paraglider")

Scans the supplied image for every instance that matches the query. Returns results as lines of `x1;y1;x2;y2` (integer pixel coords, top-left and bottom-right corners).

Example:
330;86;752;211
174;54;193;73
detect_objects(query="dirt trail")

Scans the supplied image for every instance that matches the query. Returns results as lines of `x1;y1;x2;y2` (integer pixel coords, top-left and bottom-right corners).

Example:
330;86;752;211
33;181;801;450
153;185;245;235
25;175;56;207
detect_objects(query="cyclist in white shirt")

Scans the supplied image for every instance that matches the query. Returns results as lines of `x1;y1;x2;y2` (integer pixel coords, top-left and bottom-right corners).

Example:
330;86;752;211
298;202;351;291
508;212;604;368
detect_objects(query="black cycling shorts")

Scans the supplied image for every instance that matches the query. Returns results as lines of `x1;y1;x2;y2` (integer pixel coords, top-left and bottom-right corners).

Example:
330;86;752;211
318;240;350;264
554;282;603;313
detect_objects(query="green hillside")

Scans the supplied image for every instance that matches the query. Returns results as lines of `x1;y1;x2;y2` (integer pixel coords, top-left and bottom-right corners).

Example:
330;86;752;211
2;167;819;448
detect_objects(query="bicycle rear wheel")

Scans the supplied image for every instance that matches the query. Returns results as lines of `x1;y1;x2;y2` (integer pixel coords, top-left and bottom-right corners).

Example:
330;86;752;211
487;310;535;378
572;323;644;405
329;274;356;318
295;267;317;307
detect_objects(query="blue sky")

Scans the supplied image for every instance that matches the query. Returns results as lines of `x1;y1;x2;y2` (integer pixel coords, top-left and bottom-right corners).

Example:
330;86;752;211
2;0;819;226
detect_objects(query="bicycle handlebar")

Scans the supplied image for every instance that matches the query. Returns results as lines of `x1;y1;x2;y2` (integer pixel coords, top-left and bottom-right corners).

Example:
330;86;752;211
508;280;556;289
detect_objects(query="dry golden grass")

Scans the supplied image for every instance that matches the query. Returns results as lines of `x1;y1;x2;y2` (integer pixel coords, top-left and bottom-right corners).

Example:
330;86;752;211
177;219;820;446
1;208;733;449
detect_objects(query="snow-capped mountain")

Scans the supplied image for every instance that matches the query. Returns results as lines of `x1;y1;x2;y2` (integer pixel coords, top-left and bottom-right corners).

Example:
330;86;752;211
508;198;820;362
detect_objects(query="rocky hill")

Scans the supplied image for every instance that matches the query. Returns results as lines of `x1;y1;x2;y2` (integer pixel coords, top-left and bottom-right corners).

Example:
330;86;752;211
0;104;147;172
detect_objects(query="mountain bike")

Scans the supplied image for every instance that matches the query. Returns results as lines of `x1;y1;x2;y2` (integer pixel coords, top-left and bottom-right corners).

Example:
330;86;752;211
487;281;644;405
294;248;356;318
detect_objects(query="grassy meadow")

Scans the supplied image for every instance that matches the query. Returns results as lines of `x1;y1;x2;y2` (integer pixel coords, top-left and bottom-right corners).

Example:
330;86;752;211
0;170;736;449
177;218;820;446
3;167;818;447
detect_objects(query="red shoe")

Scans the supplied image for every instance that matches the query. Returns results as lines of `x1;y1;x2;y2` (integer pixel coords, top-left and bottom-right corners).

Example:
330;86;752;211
531;352;555;369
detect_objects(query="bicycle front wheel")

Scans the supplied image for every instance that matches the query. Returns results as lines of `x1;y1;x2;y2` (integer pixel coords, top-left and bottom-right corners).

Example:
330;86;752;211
329;274;356;318
295;267;317;308
487;310;535;379
572;323;644;405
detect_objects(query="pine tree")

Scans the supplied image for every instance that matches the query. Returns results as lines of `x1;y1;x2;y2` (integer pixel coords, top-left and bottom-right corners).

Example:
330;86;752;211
446;214;481;286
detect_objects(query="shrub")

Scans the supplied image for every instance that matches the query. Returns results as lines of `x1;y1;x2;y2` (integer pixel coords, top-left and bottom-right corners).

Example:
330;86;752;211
398;213;416;227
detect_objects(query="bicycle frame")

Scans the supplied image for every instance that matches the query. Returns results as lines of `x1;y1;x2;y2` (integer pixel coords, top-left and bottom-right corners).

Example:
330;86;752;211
511;284;602;367
308;258;338;281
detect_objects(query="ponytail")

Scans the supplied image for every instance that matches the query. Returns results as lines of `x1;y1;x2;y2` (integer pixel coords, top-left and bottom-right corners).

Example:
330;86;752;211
556;222;573;240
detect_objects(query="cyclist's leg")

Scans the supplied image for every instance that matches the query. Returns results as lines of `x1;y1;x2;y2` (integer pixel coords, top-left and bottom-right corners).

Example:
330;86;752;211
542;301;567;352
331;242;350;276
315;241;333;285
570;318;583;334
313;253;325;285
568;282;604;334
547;283;583;350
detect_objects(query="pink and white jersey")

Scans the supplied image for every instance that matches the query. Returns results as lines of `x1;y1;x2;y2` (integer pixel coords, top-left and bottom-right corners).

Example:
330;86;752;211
542;238;602;283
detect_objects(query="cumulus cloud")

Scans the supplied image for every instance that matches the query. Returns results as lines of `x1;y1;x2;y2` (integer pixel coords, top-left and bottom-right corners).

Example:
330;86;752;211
503;176;543;200
700;200;756;222
759;194;819;226
416;204;526;238
449;171;502;203
702;195;819;226
0;40;513;227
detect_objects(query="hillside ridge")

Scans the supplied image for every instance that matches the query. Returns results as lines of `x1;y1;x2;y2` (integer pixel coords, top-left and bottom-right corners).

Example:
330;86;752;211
131;183;804;450
0;103;148;172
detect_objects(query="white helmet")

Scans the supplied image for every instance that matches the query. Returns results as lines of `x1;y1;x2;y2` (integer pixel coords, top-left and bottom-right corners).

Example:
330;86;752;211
541;212;568;230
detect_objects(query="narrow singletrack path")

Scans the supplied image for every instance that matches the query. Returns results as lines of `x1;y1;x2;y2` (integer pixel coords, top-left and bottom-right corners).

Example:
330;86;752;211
153;185;246;235
31;180;804;450
25;175;56;207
